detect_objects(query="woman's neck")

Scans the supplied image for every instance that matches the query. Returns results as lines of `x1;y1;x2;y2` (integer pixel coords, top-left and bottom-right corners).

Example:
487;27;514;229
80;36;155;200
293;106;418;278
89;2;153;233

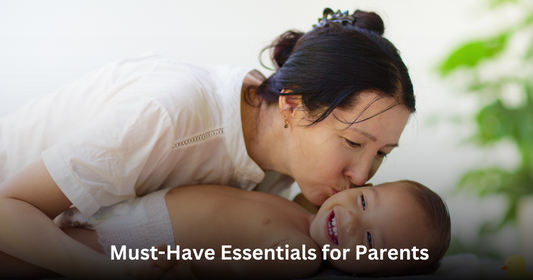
240;72;291;176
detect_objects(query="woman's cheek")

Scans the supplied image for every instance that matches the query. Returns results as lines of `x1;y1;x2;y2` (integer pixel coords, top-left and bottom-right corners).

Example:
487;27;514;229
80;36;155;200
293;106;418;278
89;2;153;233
302;185;328;206
368;158;383;180
312;193;329;206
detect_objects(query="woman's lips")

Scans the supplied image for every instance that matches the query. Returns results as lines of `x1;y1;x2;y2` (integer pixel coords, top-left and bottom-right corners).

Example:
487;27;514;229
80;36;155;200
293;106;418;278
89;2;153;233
325;211;339;245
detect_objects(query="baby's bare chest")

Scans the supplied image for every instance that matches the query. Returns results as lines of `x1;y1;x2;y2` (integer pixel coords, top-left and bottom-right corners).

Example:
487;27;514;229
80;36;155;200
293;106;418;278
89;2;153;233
174;199;310;250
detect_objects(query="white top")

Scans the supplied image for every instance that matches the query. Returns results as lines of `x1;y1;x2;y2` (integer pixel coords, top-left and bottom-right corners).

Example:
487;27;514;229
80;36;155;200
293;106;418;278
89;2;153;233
0;54;293;217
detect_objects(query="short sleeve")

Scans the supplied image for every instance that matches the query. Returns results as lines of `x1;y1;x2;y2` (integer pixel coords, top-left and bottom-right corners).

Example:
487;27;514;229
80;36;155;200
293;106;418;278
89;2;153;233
42;95;175;217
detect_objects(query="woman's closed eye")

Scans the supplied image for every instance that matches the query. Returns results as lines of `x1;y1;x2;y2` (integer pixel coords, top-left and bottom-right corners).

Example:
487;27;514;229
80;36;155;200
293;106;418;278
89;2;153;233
345;139;361;148
376;150;388;159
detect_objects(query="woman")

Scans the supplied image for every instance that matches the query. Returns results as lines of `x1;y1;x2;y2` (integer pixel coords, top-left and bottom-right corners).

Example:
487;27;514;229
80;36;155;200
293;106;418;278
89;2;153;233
0;9;415;279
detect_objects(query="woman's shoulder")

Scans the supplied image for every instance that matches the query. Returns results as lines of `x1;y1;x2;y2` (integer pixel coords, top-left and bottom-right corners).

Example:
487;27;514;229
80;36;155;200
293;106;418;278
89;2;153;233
131;58;255;136
103;54;252;91
127;56;252;107
103;55;258;152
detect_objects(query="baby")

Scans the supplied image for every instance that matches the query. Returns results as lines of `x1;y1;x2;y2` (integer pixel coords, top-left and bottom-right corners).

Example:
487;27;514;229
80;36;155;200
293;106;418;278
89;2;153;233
55;180;451;279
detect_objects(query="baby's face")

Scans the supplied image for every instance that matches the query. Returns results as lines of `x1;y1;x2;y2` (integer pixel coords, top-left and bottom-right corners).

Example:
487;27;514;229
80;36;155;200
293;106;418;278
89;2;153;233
309;182;430;276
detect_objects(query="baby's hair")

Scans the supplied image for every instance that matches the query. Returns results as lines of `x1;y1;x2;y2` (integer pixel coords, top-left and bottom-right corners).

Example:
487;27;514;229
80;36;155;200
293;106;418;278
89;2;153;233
400;180;451;276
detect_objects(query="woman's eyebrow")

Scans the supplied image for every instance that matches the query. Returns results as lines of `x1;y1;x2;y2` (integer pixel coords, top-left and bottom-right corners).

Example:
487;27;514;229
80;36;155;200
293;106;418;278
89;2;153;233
351;127;399;147
351;127;377;142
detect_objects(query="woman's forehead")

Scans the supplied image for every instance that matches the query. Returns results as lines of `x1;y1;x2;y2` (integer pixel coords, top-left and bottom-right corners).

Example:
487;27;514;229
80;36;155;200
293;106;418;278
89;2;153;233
330;103;410;136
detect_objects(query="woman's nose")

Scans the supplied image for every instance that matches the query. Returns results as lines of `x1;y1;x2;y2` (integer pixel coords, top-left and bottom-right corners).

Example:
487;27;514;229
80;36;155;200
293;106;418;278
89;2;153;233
344;162;372;187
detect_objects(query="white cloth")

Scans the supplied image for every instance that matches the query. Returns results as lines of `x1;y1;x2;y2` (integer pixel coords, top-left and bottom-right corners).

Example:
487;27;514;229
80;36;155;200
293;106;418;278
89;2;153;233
55;188;174;256
0;54;293;217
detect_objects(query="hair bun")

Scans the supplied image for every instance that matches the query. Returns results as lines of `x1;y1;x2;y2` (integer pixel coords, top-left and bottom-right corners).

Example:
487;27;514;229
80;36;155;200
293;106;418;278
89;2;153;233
353;10;385;36
271;30;305;69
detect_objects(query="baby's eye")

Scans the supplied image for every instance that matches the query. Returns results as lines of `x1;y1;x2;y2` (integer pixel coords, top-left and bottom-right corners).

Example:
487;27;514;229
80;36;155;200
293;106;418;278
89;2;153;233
361;195;366;210
367;232;373;249
346;139;361;148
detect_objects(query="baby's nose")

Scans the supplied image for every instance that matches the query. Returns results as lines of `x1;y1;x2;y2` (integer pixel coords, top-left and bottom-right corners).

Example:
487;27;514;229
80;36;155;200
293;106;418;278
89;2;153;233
344;210;358;235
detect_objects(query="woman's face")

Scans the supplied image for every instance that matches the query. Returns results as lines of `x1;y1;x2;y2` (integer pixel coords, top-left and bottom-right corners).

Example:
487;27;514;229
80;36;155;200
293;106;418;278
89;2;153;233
286;92;410;206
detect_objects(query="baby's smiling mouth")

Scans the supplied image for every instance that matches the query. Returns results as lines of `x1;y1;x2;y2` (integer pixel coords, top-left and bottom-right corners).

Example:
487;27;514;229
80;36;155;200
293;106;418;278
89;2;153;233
327;211;339;245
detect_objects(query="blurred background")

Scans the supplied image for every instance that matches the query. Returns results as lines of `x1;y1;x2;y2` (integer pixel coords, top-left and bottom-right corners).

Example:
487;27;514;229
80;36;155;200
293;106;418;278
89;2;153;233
1;0;532;262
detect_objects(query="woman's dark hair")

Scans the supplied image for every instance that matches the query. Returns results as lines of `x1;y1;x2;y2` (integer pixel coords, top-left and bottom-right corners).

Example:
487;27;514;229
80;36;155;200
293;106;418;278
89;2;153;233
256;10;415;126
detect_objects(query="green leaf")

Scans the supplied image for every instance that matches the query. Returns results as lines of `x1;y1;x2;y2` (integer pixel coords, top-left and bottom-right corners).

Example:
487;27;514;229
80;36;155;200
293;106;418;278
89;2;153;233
438;34;509;76
458;168;505;195
458;167;533;227
474;100;508;144
435;0;533;242
498;201;517;228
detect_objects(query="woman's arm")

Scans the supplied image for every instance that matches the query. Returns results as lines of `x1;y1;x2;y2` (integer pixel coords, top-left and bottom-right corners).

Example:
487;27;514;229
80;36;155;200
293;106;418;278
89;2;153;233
0;157;176;279
0;248;60;279
0;157;120;278
0;227;104;279
0;225;178;279
0;158;177;279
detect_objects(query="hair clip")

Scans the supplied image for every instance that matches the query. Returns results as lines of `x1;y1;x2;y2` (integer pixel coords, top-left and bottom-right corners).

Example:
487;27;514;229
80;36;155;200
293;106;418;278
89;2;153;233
312;8;356;30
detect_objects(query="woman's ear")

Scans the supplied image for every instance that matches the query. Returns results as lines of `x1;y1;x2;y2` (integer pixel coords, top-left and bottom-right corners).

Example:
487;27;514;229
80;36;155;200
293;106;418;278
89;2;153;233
278;90;302;116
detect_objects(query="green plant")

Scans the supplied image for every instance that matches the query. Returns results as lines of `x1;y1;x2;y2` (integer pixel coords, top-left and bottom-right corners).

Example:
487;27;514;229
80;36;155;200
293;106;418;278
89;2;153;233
438;0;533;230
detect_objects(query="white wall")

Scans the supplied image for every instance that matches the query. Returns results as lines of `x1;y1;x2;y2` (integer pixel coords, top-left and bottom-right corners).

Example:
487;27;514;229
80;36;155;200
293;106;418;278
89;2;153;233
0;0;522;257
